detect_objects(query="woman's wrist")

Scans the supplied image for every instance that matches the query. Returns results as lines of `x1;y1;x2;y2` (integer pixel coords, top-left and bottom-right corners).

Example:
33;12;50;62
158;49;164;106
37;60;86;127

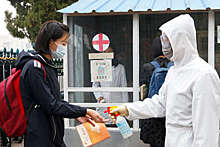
86;108;92;115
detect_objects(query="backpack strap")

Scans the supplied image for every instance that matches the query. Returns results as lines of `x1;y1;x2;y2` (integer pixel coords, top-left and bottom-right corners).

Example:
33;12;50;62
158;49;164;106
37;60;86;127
167;61;174;69
150;61;160;69
26;60;46;115
33;59;46;79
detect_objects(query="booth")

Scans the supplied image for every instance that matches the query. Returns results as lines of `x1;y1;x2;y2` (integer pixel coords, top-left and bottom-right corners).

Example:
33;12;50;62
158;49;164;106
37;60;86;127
58;0;220;146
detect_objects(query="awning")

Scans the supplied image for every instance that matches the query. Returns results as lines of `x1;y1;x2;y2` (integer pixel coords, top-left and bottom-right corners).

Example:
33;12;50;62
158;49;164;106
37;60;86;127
58;0;220;15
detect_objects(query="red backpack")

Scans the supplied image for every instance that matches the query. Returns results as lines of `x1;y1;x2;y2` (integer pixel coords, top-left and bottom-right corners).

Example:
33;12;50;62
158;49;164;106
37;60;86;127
0;60;46;137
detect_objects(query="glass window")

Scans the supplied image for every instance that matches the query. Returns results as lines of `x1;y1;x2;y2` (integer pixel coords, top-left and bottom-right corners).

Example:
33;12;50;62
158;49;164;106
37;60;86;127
67;15;133;88
193;13;208;61
139;13;208;87
215;12;220;76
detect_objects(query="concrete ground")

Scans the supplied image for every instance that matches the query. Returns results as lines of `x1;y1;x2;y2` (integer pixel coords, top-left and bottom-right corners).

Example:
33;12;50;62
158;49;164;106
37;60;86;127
0;135;23;147
11;141;23;147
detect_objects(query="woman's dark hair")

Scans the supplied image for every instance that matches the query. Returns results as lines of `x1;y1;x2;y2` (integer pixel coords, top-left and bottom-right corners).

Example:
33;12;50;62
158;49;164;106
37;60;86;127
109;43;118;55
35;20;69;54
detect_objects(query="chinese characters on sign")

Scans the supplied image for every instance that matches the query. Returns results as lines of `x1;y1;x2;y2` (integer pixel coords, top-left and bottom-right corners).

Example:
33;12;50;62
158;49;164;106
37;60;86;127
90;60;112;82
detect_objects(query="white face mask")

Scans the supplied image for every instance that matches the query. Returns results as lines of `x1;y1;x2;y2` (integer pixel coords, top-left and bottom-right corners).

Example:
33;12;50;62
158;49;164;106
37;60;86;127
51;43;67;59
160;34;173;60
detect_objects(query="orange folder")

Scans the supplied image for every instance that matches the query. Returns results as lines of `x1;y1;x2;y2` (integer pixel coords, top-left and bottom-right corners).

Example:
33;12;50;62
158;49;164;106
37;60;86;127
76;122;111;147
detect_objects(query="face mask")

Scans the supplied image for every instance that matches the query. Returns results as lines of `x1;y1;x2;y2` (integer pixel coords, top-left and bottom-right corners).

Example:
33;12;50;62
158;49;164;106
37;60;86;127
160;34;173;60
51;43;67;59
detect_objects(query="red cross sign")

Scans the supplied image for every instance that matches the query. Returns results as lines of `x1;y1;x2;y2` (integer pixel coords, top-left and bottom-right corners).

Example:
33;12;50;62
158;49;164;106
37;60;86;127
92;33;110;52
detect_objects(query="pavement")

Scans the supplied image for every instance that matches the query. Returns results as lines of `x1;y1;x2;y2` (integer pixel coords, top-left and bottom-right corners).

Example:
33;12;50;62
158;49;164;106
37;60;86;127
11;141;23;147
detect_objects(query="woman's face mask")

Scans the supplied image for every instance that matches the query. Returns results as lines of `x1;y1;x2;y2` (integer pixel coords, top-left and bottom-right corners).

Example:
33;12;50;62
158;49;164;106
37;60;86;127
160;34;173;60
51;43;67;59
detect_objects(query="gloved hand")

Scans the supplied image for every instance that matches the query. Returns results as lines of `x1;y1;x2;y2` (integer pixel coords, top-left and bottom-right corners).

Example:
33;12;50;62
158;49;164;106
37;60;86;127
110;105;129;117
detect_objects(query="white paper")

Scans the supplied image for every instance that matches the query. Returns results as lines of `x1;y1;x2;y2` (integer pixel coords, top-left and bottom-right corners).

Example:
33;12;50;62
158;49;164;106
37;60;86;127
90;60;112;82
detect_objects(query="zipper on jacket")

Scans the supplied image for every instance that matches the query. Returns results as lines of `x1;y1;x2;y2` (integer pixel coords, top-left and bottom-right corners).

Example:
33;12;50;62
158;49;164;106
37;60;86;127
52;116;57;142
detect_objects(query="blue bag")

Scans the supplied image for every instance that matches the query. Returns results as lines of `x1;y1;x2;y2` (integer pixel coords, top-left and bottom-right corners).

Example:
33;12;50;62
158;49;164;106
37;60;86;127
148;61;173;98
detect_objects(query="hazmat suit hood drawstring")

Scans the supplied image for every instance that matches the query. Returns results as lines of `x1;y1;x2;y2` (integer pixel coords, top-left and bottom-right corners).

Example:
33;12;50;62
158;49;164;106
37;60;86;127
159;14;199;68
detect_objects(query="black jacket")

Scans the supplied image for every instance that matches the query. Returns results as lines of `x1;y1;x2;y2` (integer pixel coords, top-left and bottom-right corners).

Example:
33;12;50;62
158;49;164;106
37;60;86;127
16;51;87;147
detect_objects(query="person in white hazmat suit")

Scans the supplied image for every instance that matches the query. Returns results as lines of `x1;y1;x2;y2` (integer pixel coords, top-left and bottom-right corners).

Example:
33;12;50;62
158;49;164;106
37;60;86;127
111;14;220;147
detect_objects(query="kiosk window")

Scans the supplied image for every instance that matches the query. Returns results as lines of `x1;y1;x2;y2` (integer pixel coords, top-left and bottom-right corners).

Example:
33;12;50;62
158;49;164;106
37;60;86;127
67;15;133;88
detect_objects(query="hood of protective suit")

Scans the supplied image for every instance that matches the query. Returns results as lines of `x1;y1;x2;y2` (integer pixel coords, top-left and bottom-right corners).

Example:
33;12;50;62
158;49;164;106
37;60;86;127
159;14;199;67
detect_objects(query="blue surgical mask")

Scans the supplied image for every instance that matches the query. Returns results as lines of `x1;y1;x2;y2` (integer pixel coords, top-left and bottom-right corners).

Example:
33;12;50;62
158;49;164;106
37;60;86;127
160;34;173;60
51;43;67;59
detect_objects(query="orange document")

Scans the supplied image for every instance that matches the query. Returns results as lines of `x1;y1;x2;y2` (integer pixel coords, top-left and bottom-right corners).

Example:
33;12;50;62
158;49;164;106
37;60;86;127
76;122;111;147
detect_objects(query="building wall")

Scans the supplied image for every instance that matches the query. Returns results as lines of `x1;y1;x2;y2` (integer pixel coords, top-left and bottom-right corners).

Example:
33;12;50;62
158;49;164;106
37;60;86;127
0;35;32;51
215;12;220;75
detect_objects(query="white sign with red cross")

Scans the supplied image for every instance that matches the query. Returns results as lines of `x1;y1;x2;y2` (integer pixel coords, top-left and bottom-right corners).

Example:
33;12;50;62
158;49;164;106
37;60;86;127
92;33;110;52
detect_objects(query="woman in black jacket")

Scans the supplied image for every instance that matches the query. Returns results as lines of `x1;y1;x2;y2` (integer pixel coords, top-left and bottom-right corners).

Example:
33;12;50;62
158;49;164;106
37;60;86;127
16;20;108;147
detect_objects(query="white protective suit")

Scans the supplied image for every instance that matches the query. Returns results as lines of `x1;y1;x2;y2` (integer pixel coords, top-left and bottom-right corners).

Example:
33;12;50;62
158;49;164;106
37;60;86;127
126;14;220;147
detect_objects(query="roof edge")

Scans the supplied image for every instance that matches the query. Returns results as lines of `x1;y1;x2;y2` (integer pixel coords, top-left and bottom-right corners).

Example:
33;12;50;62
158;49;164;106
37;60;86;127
58;9;217;16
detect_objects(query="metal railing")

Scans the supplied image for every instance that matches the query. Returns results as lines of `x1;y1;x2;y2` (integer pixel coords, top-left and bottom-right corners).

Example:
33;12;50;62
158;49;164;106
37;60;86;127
0;48;63;82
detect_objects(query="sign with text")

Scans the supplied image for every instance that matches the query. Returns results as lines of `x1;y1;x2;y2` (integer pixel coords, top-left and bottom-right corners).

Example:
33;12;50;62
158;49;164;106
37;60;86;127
89;53;114;60
90;60;112;82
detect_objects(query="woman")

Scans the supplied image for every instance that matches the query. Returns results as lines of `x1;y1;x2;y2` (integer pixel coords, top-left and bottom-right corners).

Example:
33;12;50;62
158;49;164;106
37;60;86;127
15;20;108;147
